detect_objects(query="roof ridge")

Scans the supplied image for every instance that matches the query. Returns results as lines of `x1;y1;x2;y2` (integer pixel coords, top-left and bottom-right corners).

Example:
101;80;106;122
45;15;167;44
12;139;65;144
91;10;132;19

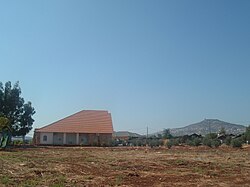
37;110;109;131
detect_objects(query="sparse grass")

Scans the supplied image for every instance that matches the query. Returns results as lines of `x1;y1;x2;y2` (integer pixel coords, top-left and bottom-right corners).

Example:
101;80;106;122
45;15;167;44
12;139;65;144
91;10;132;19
51;175;67;187
192;167;206;174
0;146;249;186
114;174;123;186
0;176;11;185
20;179;40;187
174;159;189;165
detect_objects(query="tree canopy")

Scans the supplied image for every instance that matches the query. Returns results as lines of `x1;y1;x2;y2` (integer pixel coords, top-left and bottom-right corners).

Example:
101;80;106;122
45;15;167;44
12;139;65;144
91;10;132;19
0;81;35;138
0;117;10;132
163;128;173;139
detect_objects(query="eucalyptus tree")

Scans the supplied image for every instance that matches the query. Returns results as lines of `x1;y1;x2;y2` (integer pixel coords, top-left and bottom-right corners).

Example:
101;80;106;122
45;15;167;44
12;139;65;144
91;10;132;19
0;81;35;141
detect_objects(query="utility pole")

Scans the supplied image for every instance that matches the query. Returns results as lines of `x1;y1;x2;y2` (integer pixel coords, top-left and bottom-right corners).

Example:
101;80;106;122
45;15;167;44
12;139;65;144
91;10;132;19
147;126;148;139
146;126;148;145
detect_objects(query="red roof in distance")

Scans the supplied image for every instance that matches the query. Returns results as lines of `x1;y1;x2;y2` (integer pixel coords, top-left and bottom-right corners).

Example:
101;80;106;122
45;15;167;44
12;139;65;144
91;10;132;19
36;110;113;134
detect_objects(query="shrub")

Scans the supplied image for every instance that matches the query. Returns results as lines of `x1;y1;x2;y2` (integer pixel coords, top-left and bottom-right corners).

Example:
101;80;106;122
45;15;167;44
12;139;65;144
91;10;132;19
148;139;160;147
202;138;212;147
12;140;23;146
242;125;250;143
166;141;172;149
225;136;232;146
206;133;217;140
166;139;179;148
193;138;202;146
231;138;243;148
211;139;221;148
186;140;194;146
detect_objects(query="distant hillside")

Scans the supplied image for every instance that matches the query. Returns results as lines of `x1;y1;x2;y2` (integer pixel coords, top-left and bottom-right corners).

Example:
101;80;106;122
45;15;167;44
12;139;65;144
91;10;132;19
170;119;246;136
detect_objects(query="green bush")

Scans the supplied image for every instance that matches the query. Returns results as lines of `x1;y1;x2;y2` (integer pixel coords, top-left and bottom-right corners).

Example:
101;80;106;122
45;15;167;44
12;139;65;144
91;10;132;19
186;138;201;146
242;125;250;143
186;139;194;146
166;139;179;148
206;133;217;139
12;140;23;146
166;141;172;149
202;138;212;147
202;133;222;148
224;136;232;146
231;138;243;148
193;138;202;146
148;139;163;147
211;139;221;148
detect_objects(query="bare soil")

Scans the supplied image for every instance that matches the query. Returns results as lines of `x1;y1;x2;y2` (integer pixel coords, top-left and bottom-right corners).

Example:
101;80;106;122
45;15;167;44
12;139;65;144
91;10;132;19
0;145;249;187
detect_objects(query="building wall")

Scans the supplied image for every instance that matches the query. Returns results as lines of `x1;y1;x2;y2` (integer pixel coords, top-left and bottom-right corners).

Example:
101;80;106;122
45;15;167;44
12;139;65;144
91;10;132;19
75;133;112;146
35;132;112;146
53;132;64;145
99;133;112;146
79;133;89;145
66;133;76;145
33;132;40;144
40;132;53;144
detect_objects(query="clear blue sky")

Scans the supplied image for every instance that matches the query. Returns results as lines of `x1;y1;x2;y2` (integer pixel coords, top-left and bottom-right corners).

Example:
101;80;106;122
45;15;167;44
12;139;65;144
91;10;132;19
1;0;250;136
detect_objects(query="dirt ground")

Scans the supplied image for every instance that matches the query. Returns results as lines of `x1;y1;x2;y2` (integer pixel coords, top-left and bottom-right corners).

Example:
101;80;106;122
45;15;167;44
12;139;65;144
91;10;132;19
0;145;249;187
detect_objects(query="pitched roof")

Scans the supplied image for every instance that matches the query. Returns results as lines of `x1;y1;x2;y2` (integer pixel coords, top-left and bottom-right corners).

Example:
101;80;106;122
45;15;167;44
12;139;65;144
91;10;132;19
36;110;113;133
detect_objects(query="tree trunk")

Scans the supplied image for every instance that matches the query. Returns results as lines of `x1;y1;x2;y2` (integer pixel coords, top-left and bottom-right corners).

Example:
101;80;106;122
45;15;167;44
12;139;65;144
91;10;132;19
22;135;25;144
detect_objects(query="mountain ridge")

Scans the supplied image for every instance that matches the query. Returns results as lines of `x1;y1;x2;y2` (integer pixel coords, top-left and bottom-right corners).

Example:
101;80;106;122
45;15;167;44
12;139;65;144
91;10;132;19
170;119;246;136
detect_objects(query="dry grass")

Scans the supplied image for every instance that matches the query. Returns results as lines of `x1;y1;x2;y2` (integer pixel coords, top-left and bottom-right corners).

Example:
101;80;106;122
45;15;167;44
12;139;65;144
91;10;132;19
0;145;249;186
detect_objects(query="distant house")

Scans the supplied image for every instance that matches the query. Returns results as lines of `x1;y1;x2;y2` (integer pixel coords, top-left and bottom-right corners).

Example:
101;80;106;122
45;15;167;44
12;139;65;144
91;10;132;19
33;110;113;146
113;131;141;141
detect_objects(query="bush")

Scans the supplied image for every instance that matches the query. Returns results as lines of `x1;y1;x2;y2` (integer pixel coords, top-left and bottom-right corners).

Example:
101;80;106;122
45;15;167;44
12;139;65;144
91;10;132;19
231;138;243;148
203;138;212;147
166;139;179;148
206;133;217;140
242;126;250;143
12;140;23;146
202;133;222;148
148;139;160;147
225;136;232;146
186;138;201;146
193;138;202;146
186;140;194;146
166;141;172;149
211;139;221;148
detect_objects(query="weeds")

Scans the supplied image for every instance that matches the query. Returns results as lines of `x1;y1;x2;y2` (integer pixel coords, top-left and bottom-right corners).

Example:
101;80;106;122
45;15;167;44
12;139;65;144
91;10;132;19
0;176;10;185
114;175;123;186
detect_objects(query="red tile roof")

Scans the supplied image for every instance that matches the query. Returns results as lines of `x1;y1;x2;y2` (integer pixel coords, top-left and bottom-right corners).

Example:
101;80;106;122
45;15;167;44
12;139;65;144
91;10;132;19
36;110;113;133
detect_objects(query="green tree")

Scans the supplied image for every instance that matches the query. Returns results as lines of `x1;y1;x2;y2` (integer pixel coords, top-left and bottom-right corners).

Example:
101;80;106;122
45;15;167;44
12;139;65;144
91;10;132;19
163;129;173;139
244;125;250;143
0;81;35;141
202;133;221;148
157;133;162;139
0;117;10;132
15;102;35;141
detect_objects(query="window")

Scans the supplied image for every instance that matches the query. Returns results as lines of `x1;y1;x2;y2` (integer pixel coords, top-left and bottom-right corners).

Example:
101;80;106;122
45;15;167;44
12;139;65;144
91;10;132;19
43;135;47;142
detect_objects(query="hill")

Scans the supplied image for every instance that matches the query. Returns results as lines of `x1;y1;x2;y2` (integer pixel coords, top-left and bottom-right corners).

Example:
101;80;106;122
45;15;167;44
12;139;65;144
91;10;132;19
170;119;246;136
